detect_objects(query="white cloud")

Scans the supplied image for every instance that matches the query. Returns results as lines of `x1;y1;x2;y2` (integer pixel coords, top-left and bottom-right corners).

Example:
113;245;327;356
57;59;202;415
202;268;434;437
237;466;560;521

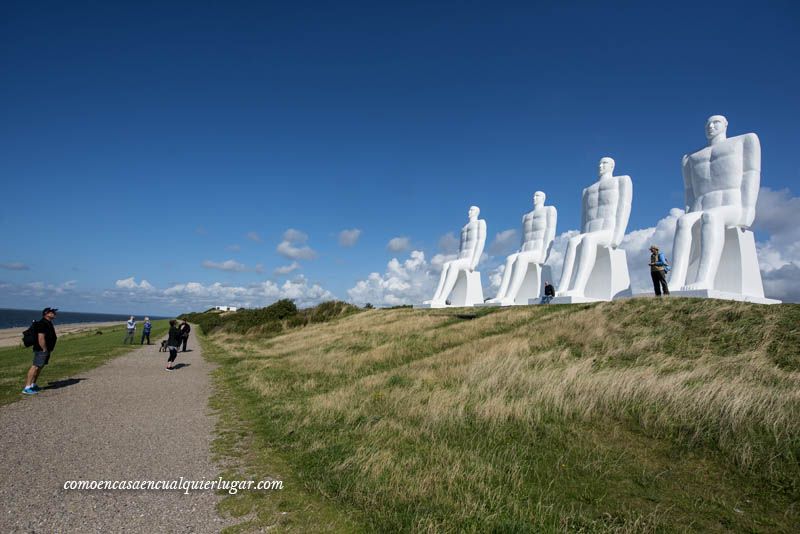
762;263;800;302
277;241;317;260
438;232;459;254
202;259;247;272
277;228;317;260
0;262;29;271
227;244;241;252
2;274;336;313
348;250;435;307
246;231;262;242
338;228;362;247
487;264;505;293
163;276;334;309
274;261;301;275
752;187;800;301
283;228;308;243
387;237;411;252
115;277;154;291
489;229;518;255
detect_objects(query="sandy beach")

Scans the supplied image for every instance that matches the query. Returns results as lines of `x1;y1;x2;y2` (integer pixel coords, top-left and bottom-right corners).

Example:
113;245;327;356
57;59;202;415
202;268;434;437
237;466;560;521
0;321;125;348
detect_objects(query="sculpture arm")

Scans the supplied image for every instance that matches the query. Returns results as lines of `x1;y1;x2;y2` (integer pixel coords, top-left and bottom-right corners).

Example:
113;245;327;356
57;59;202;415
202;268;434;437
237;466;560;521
740;133;761;227
470;220;486;271
682;154;694;213
612;175;632;247
580;187;588;233
542;206;557;263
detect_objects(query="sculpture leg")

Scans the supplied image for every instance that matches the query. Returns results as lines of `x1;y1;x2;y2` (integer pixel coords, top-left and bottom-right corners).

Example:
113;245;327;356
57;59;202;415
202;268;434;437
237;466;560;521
557;236;581;294
506;257;532;303
431;263;451;302
439;260;469;303
490;254;517;302
686;207;741;290
669;212;702;290
569;235;600;296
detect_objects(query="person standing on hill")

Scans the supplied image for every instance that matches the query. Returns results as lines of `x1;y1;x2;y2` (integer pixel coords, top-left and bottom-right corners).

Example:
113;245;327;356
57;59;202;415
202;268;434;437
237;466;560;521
166;320;182;370
649;245;670;297
180;320;191;352
22;307;58;395
141;317;152;345
540;281;555;304
123;316;136;344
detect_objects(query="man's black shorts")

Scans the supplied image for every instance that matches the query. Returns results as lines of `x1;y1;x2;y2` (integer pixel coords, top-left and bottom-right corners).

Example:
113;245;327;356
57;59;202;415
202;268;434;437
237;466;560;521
32;351;51;367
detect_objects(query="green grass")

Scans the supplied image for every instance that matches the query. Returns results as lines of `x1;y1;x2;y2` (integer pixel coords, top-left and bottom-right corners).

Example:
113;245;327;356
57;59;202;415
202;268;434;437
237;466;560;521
0;320;169;406
202;300;800;532
203;336;361;533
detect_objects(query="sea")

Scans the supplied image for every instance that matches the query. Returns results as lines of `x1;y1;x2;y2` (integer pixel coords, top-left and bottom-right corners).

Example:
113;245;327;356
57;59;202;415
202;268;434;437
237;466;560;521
0;308;168;329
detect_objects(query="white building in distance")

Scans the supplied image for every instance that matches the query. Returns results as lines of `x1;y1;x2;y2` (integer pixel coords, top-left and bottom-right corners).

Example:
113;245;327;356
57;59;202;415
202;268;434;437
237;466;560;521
213;305;238;312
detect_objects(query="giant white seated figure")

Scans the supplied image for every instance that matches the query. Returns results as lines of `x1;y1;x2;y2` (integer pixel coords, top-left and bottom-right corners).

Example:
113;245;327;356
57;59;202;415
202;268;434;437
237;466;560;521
668;115;778;303
425;205;487;308
487;191;557;306
556;157;632;302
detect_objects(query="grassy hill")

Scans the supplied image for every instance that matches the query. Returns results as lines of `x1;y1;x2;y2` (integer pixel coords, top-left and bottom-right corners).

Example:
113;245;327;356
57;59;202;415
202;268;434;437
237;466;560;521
199;299;800;532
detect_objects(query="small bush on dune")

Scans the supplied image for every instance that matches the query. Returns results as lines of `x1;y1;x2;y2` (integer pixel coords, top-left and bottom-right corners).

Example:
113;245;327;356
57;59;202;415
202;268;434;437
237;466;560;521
179;299;361;336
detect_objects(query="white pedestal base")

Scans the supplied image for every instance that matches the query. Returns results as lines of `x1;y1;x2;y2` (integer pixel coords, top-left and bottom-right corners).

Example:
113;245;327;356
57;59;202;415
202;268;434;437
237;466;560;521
670;289;780;305
671;228;776;303
418;271;484;308
554;246;631;304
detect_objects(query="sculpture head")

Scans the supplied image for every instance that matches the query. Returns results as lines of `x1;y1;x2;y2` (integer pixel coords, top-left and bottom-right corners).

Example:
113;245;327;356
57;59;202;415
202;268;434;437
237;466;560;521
468;205;480;220
533;191;545;208
705;115;728;141
598;157;615;178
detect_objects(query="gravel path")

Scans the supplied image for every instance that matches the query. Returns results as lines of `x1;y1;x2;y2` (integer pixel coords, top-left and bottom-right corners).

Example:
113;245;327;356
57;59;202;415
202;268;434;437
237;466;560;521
0;329;232;533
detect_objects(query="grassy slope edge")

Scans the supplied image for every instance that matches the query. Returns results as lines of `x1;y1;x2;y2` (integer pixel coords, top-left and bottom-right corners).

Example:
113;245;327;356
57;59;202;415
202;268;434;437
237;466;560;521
203;299;800;532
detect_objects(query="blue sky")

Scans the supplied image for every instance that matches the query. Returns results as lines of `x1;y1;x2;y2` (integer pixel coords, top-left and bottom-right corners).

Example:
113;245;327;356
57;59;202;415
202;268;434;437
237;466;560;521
1;1;799;314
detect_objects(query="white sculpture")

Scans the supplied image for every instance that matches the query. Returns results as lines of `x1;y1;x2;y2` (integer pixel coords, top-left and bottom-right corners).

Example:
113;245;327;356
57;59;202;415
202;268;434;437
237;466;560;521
487;191;557;306
424;206;487;308
669;115;779;303
555;157;632;302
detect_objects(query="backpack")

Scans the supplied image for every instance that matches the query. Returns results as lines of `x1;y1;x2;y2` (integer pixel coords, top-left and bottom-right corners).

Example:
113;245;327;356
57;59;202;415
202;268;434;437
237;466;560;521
659;252;671;273
22;320;37;347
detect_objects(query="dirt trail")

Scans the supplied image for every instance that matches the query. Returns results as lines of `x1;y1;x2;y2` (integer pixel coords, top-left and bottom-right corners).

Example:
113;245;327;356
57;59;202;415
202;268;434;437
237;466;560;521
0;329;231;533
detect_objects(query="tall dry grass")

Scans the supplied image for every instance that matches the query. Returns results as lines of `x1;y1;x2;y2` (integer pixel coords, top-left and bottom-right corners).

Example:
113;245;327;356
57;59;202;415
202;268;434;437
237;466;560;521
208;298;800;531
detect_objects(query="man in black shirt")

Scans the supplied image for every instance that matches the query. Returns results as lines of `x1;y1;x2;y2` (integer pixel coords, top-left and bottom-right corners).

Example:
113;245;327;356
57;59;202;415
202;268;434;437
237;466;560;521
22;307;58;395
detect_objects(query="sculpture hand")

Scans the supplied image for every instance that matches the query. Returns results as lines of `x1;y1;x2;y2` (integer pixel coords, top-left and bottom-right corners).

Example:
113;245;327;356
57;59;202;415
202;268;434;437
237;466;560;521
740;208;756;228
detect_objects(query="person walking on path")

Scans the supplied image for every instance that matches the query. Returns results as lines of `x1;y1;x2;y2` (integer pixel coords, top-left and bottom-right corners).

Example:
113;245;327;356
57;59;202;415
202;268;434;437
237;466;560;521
180;320;191;352
540;281;555;304
165;320;182;370
649;245;670;297
141;317;152;345
22;307;58;395
123;316;136;344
